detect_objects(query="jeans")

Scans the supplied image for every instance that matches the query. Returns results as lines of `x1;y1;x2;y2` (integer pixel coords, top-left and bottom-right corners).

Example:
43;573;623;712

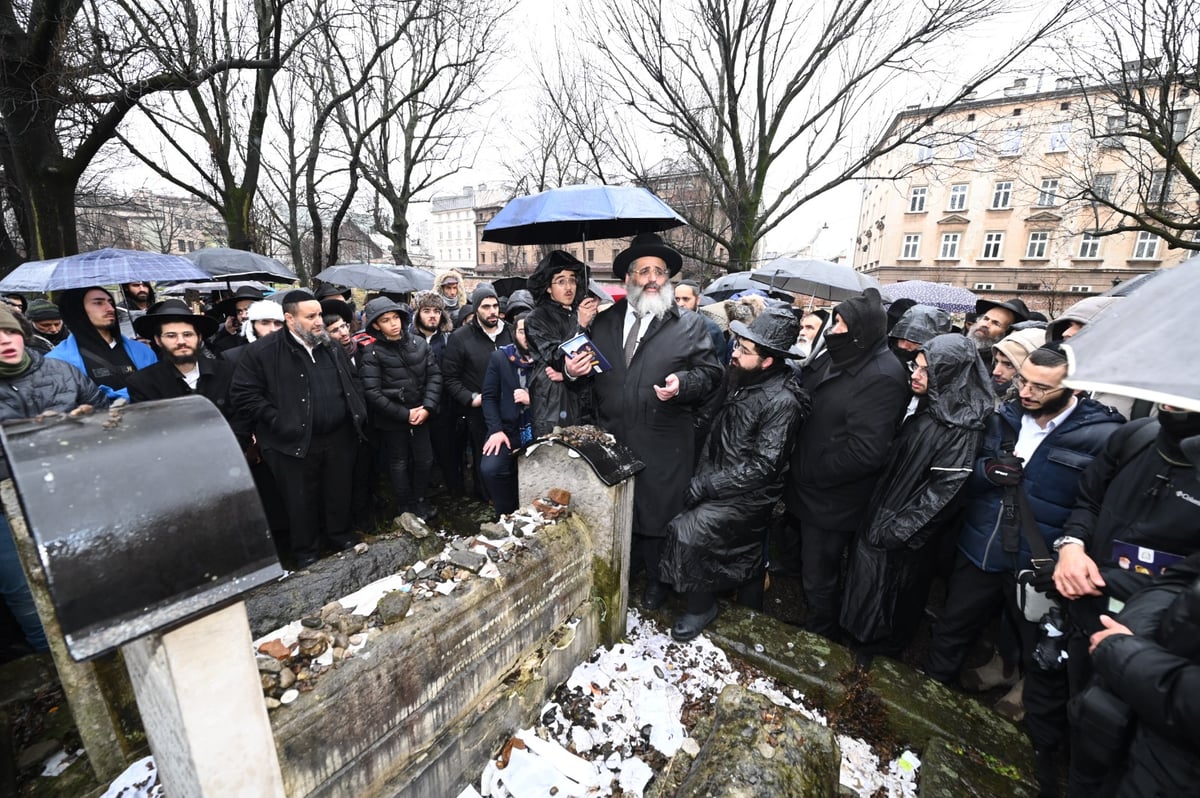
0;512;48;651
379;424;433;509
479;441;518;516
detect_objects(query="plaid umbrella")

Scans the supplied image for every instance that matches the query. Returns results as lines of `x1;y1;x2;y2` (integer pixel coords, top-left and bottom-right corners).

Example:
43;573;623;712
881;280;979;313
0;248;209;292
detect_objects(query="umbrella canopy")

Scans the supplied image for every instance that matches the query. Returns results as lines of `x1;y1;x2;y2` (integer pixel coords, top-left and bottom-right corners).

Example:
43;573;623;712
158;280;272;296
1064;260;1200;411
0;248;209;292
313;263;434;294
881;280;978;313
481;185;686;246
1101;270;1162;297
751;257;880;302
183;247;296;283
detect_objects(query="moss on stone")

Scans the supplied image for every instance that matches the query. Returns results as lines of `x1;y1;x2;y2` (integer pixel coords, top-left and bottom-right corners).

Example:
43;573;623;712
919;737;1037;797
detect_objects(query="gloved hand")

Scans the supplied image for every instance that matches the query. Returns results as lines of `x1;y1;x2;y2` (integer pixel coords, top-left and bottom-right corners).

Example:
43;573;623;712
983;453;1024;486
684;479;710;508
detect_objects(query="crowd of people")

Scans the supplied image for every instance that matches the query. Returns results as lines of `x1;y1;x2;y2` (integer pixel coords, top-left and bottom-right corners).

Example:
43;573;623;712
0;236;1196;797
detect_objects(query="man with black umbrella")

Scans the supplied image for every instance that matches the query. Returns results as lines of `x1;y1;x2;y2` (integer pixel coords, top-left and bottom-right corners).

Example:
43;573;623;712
209;285;264;355
569;233;722;611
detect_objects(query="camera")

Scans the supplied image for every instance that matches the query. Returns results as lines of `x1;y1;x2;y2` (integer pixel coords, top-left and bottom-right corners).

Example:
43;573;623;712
1032;605;1070;671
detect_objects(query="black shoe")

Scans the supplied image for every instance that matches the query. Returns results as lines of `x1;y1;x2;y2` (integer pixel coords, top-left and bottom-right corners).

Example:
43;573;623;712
413;500;438;520
642;580;671;611
670;605;719;642
294;555;319;569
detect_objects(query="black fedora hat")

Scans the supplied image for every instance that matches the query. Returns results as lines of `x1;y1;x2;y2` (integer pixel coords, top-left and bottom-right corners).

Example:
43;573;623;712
612;233;683;281
215;285;266;317
729;305;803;359
134;299;219;339
975;296;1031;323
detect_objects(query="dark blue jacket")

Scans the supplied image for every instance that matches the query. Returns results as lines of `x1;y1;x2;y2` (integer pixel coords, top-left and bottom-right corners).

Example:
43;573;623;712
958;397;1124;572
481;346;531;441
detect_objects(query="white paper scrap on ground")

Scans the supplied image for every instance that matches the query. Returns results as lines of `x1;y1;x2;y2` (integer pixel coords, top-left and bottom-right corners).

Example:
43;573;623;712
101;756;163;798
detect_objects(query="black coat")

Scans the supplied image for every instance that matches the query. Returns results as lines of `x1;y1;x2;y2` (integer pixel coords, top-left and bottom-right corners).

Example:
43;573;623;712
441;320;513;409
785;339;911;531
482;345;533;441
127;356;248;437
841;335;993;643
660;367;809;592
229;331;366;458
589;301;723;538
359;334;441;430
1089;554;1200;797
524;300;591;436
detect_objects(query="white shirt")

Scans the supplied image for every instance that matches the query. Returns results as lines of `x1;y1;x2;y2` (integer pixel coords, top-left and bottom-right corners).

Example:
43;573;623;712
289;330;316;362
481;319;506;342
623;306;648;354
1014;397;1078;464
178;363;200;391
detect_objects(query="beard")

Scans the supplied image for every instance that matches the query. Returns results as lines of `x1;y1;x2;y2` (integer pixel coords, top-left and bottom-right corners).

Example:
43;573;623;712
295;324;331;347
969;322;1001;351
627;278;675;320
161;347;197;366
1026;387;1074;420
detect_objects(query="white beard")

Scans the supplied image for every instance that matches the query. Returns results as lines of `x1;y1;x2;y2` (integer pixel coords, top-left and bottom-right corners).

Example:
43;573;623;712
627;278;675;320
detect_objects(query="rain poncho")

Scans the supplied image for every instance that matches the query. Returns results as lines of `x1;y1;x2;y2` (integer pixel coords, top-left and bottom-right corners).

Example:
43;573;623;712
840;334;993;649
523;250;593;436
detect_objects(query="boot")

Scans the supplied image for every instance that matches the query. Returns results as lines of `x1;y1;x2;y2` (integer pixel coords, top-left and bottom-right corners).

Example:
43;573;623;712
993;678;1025;722
961;650;1019;691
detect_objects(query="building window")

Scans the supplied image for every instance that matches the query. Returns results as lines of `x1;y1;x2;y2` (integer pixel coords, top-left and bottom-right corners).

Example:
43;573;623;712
1171;108;1191;143
915;139;934;164
1026;231;1050;258
1133;231;1159;259
479;252;486;264
1048;122;1071;152
991;181;1013;209
909;186;928;212
939;233;961;259
492;252;498;263
1148;169;1172;203
177;238;186;252
900;234;921;259
948;184;969;211
587;248;595;261
957;136;977;160
1017;282;1041;291
1069;285;1093;293
973;282;994;291
1078;232;1101;259
999;128;1023;156
1103;114;1126;147
981;231;1004;259
1091;173;1115;203
1037;178;1060;207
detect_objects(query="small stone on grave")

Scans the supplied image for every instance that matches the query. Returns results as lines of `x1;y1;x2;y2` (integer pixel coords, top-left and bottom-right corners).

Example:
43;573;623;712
399;512;434;538
377;590;413;624
447;549;488;573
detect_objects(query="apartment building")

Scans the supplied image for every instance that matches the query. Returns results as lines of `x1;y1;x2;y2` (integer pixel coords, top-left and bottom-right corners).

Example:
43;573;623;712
854;76;1197;314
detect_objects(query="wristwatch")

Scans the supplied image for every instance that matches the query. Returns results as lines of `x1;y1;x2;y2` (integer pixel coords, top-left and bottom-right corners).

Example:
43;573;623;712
1052;535;1085;552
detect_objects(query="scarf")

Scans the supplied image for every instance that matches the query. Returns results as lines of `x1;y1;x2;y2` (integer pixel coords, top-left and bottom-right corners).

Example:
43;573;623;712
0;351;31;378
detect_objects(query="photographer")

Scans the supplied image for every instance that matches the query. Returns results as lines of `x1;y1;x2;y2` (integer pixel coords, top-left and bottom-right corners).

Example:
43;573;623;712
1051;408;1200;795
1074;553;1200;797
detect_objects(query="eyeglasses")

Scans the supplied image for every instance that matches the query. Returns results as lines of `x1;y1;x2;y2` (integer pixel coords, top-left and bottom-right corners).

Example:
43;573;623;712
731;338;760;357
631;266;668;279
1013;373;1065;398
910;364;929;376
551;277;576;287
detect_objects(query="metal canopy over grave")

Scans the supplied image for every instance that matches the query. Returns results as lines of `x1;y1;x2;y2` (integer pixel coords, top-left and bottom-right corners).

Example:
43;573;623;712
0;396;283;661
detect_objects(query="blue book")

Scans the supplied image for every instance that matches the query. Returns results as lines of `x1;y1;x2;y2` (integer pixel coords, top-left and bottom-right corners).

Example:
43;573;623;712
559;332;612;374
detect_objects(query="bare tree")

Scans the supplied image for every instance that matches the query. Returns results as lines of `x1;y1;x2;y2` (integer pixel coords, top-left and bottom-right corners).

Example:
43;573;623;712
347;0;513;266
0;0;279;267
1054;0;1200;250
573;0;1073;271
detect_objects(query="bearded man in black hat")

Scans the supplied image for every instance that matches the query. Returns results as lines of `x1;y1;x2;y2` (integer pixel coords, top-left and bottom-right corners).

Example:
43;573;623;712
569;233;722;611
230;289;367;567
782;287;910;640
126;300;241;423
209;285;265;355
969;297;1030;366
658;305;810;641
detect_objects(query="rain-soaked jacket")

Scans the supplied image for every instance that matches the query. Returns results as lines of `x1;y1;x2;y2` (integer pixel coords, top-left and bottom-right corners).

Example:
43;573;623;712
889;304;951;345
524;250;592;436
659;366;810;593
841;334;993;645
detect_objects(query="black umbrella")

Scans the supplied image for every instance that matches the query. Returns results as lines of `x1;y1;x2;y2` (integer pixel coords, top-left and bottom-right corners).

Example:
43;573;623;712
492;276;528;298
1064;260;1200;411
183;247;296;283
313;263;434;294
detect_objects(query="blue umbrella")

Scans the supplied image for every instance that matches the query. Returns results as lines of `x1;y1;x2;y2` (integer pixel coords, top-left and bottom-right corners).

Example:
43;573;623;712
480;185;685;246
0;248;209;292
881;280;978;313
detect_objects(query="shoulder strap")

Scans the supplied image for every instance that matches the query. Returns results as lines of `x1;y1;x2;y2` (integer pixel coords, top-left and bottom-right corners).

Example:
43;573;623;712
1116;417;1159;469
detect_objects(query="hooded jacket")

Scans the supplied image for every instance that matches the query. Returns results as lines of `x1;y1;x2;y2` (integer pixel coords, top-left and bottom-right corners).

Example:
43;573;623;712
0;350;110;420
435;269;466;310
48;287;157;401
1046;295;1121;341
957;397;1125;573
889;305;951;345
840;335;993;643
524;250;592;435
660;366;811;592
359;304;442;430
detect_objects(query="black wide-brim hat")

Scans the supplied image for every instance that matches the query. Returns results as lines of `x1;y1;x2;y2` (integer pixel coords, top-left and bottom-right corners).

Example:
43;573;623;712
134;299;219;339
975;296;1031;323
728;305;803;359
612;233;684;281
215;285;266;317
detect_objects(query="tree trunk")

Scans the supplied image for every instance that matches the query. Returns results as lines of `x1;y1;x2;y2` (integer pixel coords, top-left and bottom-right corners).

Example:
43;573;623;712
389;202;411;266
3;114;82;262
